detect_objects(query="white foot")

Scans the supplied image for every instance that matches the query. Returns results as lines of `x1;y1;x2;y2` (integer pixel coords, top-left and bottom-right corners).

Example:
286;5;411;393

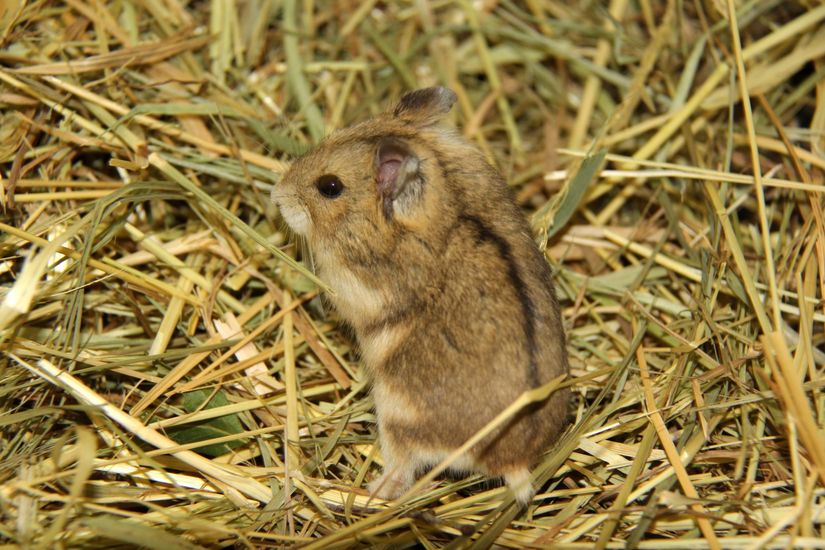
368;469;413;501
504;468;534;505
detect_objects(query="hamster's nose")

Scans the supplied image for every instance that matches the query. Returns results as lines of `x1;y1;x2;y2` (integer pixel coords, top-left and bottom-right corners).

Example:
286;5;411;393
271;184;287;206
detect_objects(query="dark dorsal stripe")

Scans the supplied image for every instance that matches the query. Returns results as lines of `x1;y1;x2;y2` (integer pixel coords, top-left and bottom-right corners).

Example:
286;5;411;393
458;214;540;388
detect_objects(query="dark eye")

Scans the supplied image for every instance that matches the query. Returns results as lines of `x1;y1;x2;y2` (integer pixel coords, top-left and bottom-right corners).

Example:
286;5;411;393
315;174;344;198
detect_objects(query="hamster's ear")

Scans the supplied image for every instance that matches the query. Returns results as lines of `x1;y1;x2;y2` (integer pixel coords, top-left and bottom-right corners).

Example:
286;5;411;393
393;87;457;125
376;138;425;220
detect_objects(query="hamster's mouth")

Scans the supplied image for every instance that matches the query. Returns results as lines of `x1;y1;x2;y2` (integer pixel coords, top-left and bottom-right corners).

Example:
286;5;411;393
272;190;311;237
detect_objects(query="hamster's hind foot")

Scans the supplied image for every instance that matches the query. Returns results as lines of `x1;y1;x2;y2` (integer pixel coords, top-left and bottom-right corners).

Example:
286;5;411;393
368;468;414;501
504;468;535;506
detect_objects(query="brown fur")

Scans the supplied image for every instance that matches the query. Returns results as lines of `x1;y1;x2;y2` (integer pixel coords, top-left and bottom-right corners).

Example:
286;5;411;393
272;87;569;504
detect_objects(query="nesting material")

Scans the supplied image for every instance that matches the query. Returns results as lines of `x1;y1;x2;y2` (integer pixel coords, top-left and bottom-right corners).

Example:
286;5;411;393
1;1;824;548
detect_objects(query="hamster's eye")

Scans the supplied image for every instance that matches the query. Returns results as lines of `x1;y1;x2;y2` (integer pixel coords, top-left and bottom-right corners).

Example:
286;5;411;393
315;174;344;198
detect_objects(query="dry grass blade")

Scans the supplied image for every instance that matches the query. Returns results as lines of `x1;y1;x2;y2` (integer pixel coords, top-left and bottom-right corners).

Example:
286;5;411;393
1;1;823;548
13;34;211;75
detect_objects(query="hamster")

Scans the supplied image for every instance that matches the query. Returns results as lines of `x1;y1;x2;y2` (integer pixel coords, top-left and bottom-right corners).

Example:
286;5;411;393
272;87;569;504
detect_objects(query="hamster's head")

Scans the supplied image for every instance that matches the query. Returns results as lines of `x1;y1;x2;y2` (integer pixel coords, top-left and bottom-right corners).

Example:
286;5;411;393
272;87;464;267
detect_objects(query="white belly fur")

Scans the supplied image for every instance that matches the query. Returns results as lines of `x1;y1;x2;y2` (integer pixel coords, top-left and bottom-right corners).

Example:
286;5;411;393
372;379;419;425
322;265;386;325
359;324;409;369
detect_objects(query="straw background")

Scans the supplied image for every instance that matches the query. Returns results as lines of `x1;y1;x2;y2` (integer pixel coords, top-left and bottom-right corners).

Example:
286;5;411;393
1;0;824;548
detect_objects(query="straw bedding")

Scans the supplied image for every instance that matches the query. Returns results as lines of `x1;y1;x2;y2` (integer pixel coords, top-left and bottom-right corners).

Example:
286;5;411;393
1;0;824;548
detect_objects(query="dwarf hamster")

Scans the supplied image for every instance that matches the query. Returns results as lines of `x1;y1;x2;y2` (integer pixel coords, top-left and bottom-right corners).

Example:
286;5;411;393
272;87;569;504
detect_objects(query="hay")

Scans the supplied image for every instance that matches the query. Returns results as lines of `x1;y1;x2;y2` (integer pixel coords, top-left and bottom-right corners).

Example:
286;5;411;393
1;0;824;547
